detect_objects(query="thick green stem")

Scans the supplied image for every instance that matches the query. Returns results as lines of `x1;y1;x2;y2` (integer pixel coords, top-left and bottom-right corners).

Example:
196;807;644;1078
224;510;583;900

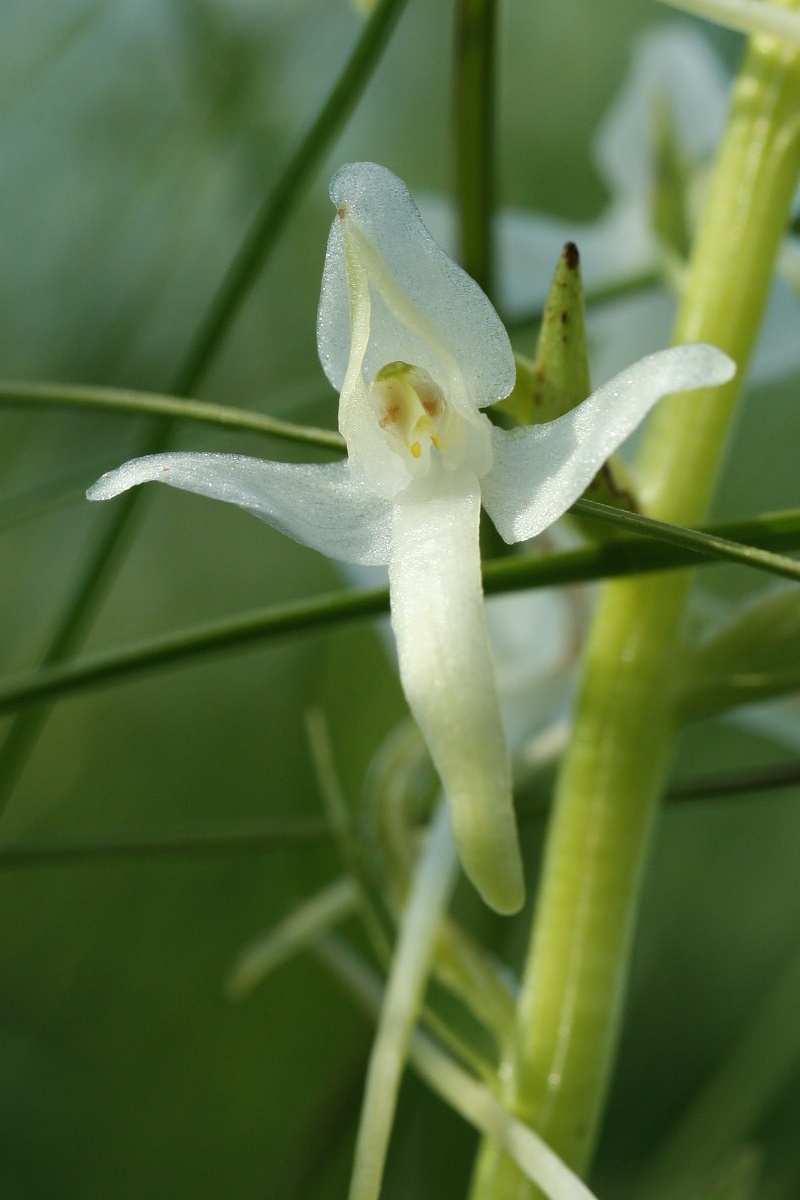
471;19;800;1200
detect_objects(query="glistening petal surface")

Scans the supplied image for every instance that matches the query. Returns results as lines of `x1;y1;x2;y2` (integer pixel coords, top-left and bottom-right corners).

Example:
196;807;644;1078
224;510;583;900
317;162;515;412
482;344;735;544
387;466;524;915
87;452;392;566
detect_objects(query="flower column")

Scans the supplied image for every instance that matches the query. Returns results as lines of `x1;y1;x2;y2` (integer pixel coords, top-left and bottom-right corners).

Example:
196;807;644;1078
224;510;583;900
471;15;800;1200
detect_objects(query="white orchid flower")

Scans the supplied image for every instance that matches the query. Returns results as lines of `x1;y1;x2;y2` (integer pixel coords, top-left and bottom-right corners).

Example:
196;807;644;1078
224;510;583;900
87;161;734;914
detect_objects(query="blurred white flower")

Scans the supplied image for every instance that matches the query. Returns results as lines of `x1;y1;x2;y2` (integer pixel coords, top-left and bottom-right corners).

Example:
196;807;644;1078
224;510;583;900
423;25;800;386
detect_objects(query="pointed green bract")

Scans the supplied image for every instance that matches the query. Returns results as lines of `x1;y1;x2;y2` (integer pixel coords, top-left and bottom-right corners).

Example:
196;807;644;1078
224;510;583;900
499;244;640;525
501;243;590;427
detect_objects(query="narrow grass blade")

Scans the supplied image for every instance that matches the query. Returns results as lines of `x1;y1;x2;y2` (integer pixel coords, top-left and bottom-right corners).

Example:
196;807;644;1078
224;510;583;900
2;754;798;873
227;877;358;999
0;817;328;869
0;380;344;451
0;588;389;715
572;497;800;584
666;758;800;801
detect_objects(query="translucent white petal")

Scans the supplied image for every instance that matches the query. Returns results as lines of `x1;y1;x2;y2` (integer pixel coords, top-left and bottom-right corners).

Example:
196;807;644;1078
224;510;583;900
317;162;515;413
482;344;735;545
388;465;524;914
87;452;392;565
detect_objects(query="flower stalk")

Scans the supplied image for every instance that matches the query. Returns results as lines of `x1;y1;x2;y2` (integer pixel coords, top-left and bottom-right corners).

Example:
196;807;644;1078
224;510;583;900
470;17;800;1200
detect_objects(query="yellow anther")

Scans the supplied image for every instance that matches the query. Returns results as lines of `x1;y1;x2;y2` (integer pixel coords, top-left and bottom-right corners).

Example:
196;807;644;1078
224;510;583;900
411;441;421;459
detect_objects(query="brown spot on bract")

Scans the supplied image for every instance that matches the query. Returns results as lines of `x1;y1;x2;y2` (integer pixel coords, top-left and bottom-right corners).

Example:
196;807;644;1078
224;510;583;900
337;205;346;220
560;310;569;324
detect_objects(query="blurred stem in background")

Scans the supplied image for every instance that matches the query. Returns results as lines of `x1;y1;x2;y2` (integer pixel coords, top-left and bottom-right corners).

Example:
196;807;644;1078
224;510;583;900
471;15;800;1200
455;0;497;296
0;0;408;818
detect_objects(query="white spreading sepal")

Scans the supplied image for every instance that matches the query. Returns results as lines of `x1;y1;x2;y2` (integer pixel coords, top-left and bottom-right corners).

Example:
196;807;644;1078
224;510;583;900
87;451;392;566
482;344;735;544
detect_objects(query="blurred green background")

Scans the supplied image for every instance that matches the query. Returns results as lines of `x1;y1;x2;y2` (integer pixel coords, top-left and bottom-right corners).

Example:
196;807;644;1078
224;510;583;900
1;2;799;1197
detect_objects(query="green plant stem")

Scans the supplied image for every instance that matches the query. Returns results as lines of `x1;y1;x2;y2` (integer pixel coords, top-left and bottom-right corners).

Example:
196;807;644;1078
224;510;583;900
0;381;344;451
454;0;497;295
471;23;800;1200
0;818;329;868
3;505;800;716
3;754;799;871
0;0;407;813
570;497;800;582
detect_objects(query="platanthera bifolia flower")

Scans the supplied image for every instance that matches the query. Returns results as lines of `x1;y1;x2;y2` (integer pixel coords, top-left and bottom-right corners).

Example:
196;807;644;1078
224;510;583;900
87;162;734;914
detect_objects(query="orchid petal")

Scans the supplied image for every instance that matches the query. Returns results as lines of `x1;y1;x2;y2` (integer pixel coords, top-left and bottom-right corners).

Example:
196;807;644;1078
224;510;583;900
387;465;524;914
318;162;515;415
482;344;735;545
87;452;392;566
